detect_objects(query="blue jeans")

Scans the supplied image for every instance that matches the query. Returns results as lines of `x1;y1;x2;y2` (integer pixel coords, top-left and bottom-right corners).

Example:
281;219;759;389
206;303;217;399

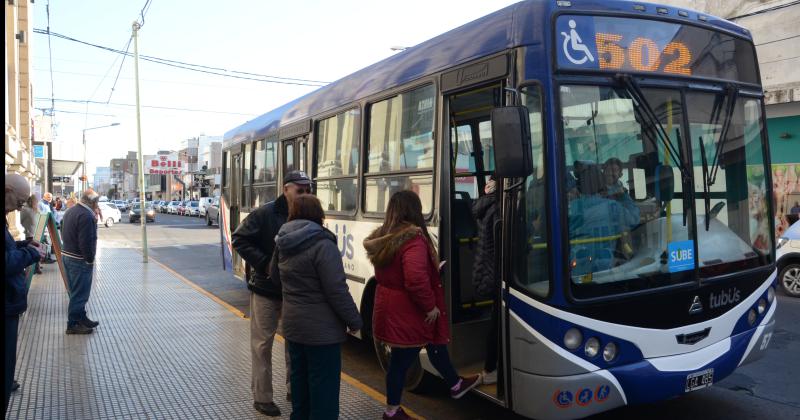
386;344;460;406
287;341;341;420
63;256;94;328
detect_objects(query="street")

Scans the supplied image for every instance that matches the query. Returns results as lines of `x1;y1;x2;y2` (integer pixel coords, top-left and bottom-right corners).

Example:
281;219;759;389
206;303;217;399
103;213;800;420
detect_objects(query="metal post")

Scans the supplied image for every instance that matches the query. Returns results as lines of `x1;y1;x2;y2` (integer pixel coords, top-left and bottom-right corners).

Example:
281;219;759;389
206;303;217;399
133;21;148;263
82;130;87;193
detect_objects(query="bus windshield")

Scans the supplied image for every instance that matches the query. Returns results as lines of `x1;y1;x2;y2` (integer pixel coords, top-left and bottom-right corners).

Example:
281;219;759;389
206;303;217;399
559;84;771;299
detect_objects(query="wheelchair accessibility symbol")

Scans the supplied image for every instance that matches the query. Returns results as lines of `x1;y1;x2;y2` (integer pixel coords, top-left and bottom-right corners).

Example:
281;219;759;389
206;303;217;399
561;19;595;65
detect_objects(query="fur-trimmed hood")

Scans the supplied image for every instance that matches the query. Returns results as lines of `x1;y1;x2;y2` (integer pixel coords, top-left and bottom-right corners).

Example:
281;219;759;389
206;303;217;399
363;223;431;268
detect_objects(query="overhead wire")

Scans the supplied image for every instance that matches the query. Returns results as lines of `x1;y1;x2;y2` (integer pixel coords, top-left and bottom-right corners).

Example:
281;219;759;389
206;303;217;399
34;97;258;116
32;29;330;86
46;0;55;115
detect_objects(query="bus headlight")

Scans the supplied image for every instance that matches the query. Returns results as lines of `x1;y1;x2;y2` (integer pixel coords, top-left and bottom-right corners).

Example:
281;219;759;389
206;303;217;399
584;337;600;358
747;309;757;326
768;287;775;303
603;342;618;362
757;298;767;315
564;328;582;350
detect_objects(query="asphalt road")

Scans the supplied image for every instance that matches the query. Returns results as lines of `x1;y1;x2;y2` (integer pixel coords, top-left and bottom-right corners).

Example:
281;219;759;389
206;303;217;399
102;213;800;419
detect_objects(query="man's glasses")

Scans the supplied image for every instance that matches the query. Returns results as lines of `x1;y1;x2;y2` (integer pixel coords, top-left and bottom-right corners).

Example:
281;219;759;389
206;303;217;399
296;187;312;195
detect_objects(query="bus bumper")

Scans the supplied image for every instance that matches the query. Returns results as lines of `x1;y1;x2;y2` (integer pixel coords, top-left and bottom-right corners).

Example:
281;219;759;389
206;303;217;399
510;302;776;420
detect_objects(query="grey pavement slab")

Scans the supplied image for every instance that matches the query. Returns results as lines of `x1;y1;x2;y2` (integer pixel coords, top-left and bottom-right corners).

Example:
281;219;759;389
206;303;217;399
7;242;388;419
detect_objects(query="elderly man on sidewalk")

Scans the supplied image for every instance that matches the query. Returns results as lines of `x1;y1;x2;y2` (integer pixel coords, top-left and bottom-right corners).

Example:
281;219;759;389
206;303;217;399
4;174;46;417
61;189;101;334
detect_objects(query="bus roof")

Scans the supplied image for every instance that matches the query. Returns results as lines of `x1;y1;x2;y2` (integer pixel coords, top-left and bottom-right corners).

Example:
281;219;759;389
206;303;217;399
223;0;752;148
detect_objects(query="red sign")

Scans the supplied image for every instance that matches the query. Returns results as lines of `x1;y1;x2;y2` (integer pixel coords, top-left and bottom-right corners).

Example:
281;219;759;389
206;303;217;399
145;154;185;175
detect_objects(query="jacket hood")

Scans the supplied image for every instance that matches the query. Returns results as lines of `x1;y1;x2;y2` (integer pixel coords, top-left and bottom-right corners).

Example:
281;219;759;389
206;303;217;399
363;223;424;268
275;219;332;255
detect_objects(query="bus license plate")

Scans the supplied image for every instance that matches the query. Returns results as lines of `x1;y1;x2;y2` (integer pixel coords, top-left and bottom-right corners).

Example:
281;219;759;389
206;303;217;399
685;369;714;392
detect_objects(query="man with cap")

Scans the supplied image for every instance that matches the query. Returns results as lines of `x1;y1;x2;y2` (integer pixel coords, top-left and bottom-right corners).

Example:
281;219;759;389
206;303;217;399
5;174;46;416
60;189;101;334
232;170;313;417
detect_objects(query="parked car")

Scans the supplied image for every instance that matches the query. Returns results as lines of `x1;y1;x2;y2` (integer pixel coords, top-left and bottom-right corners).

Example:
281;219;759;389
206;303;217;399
185;201;201;217
206;197;220;227
129;202;156;223
97;202;122;227
166;200;181;214
157;200;168;213
777;220;800;297
198;197;214;217
113;200;129;212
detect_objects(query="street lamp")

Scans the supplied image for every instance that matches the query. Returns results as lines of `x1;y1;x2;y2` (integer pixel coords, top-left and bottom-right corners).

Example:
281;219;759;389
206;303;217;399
82;122;120;193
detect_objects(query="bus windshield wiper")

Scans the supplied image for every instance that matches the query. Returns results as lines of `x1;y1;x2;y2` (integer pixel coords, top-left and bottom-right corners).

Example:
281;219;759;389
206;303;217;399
706;85;738;188
615;74;691;181
698;135;712;231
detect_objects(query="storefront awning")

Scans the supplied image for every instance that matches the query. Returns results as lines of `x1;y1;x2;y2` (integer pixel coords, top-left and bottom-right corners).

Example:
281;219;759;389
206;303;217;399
52;160;82;177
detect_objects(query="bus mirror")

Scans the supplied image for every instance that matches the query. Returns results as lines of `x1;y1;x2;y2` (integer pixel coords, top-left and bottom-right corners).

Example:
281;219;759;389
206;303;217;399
491;106;533;178
655;164;674;204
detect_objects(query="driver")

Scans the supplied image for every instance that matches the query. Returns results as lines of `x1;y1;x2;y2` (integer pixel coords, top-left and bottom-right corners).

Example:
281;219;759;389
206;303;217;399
602;158;640;227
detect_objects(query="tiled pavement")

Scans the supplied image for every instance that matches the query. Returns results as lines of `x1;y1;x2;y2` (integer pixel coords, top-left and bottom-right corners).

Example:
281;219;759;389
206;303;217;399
7;243;387;419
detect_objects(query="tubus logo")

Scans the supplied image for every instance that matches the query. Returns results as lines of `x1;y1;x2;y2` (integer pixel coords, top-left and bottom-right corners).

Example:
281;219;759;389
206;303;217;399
328;223;355;260
552;390;573;408
709;287;741;309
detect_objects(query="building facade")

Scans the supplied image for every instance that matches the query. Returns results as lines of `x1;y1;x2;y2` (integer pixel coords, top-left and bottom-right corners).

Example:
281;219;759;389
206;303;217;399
5;0;38;238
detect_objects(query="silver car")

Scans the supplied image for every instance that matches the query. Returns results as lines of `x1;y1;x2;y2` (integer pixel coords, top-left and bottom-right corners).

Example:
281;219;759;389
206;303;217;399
777;220;800;297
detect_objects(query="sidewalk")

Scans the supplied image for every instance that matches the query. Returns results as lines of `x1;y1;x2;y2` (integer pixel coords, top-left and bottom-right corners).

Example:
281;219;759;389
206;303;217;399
7;243;387;419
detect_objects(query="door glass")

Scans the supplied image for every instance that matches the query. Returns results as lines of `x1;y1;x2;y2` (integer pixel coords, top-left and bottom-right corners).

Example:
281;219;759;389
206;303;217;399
299;141;307;173
284;142;295;174
514;86;550;297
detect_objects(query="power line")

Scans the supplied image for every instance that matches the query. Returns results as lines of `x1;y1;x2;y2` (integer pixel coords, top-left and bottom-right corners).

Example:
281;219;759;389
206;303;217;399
728;1;800;20
755;34;800;46
34;97;258;116
106;36;133;104
37;107;116;117
32;28;330;86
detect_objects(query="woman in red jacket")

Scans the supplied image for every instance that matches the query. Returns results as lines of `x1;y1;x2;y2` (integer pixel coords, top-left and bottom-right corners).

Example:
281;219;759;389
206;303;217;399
364;191;480;420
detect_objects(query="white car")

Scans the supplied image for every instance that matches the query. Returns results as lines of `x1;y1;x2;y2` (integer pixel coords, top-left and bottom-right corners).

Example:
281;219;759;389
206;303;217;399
777;220;800;297
98;202;122;227
185;201;201;217
198;197;214;217
166;201;181;214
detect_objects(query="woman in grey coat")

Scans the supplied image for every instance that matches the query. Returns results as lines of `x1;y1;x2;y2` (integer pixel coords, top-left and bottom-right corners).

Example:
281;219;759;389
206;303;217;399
270;195;362;420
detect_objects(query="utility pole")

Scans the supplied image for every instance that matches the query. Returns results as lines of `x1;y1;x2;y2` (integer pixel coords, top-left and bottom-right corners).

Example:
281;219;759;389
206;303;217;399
133;21;148;263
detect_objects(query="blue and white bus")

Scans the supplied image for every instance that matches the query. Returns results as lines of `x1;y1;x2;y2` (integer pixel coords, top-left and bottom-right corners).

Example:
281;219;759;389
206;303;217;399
221;1;777;418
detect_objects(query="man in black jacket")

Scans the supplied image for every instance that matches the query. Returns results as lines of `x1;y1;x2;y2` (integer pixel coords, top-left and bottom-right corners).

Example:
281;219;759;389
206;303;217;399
61;189;100;335
5;174;46;416
232;170;313;417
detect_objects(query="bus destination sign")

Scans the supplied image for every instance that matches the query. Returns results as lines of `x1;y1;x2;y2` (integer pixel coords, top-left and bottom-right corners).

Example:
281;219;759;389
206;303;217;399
555;15;758;84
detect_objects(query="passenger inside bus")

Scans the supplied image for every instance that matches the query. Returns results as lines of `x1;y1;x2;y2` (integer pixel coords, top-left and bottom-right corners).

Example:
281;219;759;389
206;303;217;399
568;161;638;277
602;157;640;224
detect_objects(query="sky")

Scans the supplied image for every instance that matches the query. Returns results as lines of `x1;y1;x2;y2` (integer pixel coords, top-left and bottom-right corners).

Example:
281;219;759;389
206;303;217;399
31;0;521;181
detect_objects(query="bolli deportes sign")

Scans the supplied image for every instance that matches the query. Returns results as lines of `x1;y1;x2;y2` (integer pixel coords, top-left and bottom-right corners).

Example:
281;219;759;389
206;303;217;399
145;154;185;175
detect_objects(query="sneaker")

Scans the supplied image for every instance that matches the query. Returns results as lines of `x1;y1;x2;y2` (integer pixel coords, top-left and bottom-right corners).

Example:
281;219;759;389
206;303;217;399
383;407;417;420
481;369;497;385
80;317;100;328
253;402;281;417
450;374;481;399
66;324;94;335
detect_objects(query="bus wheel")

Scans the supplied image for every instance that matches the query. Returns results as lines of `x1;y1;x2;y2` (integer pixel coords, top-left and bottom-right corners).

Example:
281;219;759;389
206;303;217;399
372;336;434;393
